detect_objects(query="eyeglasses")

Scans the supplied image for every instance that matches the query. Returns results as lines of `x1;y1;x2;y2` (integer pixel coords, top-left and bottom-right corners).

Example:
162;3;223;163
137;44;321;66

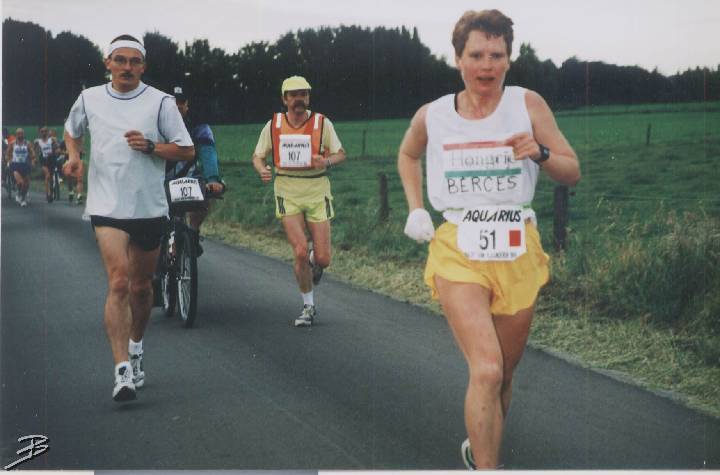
112;55;144;67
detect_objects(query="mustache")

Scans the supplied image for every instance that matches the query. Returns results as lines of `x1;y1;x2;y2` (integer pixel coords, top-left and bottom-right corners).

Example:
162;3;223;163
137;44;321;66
120;73;134;78
291;100;306;108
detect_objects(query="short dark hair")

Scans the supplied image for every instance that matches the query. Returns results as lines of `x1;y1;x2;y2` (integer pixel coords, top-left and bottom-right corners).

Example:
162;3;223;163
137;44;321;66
452;10;514;58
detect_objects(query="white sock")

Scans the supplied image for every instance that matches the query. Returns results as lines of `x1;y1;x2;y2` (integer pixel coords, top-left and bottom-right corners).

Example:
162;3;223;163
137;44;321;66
115;361;131;375
129;338;143;355
302;291;314;306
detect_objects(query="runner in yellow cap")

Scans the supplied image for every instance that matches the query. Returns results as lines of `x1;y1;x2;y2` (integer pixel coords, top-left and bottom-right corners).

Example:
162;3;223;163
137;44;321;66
398;9;580;469
251;76;346;326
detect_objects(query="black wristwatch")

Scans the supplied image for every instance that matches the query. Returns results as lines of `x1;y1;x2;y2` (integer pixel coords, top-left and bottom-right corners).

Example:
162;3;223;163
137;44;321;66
532;143;550;164
144;139;155;155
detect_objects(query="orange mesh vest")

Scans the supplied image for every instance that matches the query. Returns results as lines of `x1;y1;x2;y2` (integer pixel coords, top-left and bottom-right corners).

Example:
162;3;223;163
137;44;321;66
270;112;325;171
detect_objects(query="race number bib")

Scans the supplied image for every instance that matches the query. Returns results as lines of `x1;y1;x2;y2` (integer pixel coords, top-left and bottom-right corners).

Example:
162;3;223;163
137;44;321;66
457;205;527;261
279;134;312;168
167;177;204;203
442;140;523;201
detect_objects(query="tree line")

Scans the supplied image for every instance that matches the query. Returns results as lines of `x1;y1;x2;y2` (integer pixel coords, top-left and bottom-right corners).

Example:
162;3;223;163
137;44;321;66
3;18;719;125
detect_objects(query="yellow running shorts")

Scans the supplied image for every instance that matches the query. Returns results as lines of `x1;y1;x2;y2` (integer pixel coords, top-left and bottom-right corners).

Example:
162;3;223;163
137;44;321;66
274;174;335;223
424;221;550;316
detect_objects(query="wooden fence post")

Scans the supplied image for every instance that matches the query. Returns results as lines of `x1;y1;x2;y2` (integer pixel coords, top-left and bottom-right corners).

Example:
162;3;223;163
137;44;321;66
378;172;389;222
361;129;368;157
646;123;652;146
553;185;569;251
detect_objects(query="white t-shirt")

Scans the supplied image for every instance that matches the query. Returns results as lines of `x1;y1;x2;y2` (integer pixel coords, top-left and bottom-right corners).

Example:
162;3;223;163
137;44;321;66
65;82;193;219
425;86;539;223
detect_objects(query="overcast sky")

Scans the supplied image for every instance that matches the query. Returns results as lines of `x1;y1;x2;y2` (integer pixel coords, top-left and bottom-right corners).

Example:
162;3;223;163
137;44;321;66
3;0;719;76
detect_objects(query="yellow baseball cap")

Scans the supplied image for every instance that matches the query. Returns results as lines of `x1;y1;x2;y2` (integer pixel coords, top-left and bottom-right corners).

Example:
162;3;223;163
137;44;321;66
281;76;312;94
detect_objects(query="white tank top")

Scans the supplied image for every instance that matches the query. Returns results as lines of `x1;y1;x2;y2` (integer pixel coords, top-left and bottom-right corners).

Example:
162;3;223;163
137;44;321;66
12;141;30;163
35;138;54;158
73;83;173;219
425;86;539;223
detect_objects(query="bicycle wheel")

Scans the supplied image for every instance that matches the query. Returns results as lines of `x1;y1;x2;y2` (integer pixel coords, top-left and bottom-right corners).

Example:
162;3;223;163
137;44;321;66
53;170;61;201
159;237;177;318
176;227;198;328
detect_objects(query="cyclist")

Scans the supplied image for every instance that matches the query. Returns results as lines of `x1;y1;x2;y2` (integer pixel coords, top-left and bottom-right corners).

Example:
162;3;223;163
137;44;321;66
168;86;225;253
251;76;346;327
34;126;59;202
5;128;36;206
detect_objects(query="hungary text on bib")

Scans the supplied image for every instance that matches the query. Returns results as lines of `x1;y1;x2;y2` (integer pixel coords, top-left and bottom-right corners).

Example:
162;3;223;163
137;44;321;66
457;205;527;261
278;134;312;168
442;140;523;201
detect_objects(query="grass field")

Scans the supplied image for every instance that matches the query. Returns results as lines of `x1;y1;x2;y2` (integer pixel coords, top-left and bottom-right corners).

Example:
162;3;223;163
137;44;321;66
14;100;720;416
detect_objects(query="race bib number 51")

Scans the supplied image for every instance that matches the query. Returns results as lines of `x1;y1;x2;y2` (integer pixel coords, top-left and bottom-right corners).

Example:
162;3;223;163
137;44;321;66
457;206;526;261
168;177;203;202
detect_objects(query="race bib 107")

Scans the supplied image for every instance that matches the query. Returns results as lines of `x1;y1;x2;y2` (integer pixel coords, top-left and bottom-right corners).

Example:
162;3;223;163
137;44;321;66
279;134;312;168
168;177;204;203
457;205;527;261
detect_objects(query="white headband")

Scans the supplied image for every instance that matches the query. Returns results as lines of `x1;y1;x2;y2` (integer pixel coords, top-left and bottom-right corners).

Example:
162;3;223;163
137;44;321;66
106;40;146;59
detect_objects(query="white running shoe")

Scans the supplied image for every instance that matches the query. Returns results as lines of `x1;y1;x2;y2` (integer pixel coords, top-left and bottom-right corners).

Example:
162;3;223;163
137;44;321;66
112;365;137;402
294;304;316;327
461;438;477;470
15;192;21;203
130;351;145;389
20;200;27;207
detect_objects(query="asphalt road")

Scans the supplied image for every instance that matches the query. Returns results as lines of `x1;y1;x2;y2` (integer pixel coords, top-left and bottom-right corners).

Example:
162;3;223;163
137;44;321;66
2;191;719;470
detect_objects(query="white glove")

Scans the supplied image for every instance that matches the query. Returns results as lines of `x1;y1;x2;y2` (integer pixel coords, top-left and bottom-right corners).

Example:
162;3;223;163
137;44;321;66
404;208;435;243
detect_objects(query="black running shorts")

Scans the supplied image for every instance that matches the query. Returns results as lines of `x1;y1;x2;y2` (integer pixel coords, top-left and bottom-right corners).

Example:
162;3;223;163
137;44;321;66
90;215;168;251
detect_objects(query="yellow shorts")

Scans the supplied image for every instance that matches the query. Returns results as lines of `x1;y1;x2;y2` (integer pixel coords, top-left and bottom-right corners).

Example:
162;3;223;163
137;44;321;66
424;221;550;316
274;175;335;223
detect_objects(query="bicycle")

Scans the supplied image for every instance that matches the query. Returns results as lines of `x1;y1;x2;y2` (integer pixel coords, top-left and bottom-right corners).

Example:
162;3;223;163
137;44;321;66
48;160;62;202
3;164;17;200
155;178;222;328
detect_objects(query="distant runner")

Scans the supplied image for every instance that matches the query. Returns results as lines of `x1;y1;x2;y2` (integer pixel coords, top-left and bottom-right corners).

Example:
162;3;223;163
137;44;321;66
5;128;36;207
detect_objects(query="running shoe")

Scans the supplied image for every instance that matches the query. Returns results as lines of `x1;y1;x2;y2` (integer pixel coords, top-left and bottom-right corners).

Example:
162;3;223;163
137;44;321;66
130;351;145;389
76;194;83;205
112;365;137;402
461;438;477;470
15;191;21;203
294;304;316;327
309;248;323;285
20;200;27;207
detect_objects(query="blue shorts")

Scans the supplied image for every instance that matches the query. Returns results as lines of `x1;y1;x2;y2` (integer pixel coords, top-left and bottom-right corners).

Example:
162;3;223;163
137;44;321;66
9;162;30;177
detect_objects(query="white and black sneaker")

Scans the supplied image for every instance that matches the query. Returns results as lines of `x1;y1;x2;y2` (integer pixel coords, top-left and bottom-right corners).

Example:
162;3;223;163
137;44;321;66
130;351;145;389
309;248;323;285
112;364;137;402
461;438;477;470
294;304;316;327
